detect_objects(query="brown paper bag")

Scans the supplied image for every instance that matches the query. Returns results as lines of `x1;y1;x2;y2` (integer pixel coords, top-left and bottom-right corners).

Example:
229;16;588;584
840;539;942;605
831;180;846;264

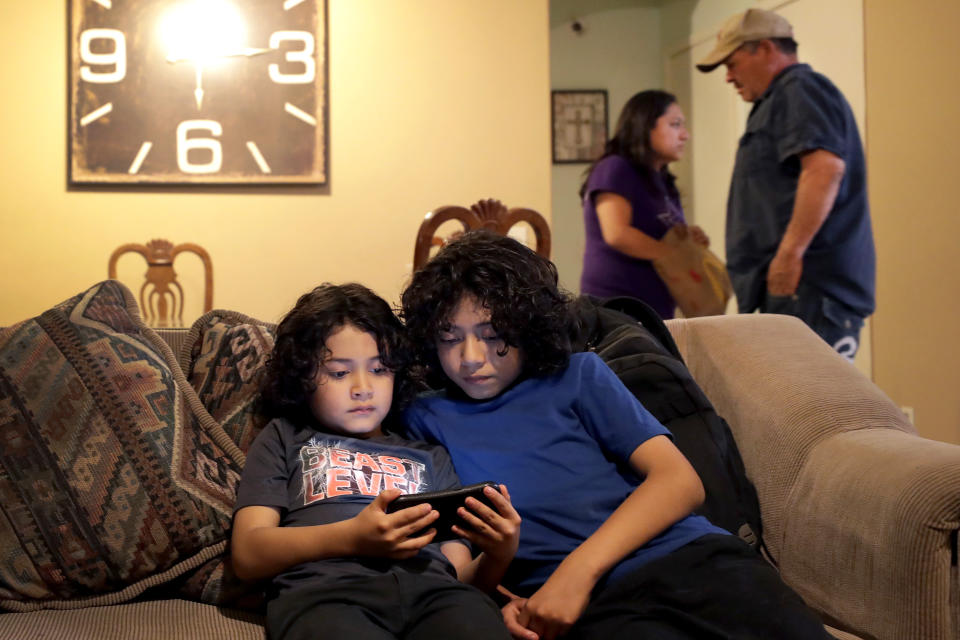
652;225;733;317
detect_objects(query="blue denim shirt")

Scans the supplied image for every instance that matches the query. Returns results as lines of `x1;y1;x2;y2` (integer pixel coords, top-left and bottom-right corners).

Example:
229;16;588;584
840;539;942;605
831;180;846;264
726;63;875;317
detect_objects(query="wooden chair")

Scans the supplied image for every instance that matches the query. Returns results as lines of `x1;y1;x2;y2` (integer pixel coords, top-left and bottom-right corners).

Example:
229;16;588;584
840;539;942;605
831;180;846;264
413;198;551;270
107;239;213;327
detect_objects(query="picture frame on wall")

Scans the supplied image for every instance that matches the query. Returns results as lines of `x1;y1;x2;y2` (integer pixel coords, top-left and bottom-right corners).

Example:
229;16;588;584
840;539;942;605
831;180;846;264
551;89;608;164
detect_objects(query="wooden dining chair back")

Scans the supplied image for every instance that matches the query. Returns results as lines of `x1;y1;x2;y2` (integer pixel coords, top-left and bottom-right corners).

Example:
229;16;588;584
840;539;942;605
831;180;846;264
412;198;551;271
107;239;213;327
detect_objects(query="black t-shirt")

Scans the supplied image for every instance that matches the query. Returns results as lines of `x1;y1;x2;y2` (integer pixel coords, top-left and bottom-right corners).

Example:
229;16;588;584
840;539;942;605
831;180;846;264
235;418;463;596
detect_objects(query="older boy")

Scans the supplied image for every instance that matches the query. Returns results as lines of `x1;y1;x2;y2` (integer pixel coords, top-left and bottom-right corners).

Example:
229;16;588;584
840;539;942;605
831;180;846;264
402;231;832;640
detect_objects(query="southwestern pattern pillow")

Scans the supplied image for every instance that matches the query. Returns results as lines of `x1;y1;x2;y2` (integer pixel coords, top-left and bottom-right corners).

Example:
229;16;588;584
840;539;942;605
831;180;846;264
0;281;243;611
180;310;276;455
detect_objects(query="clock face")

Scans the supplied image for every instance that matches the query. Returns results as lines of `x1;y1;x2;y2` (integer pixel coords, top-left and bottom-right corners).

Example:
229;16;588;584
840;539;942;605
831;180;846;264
69;0;327;184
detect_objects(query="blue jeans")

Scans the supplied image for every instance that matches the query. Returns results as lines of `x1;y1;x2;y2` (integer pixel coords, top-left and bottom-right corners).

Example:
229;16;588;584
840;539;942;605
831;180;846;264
761;283;865;361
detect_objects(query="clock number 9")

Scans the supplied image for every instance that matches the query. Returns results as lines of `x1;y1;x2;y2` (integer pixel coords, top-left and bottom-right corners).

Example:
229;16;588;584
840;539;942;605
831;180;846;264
177;120;223;174
79;28;127;84
268;31;316;84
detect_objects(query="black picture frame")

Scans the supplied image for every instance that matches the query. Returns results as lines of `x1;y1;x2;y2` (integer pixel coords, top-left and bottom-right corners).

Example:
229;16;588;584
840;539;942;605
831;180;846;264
551;89;608;164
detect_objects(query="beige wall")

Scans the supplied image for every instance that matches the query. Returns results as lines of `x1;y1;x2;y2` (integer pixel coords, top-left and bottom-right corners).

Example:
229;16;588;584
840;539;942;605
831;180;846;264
0;1;550;326
865;0;960;443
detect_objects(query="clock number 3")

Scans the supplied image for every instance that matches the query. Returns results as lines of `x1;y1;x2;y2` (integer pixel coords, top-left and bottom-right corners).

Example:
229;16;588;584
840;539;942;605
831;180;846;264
268;31;315;84
79;28;126;83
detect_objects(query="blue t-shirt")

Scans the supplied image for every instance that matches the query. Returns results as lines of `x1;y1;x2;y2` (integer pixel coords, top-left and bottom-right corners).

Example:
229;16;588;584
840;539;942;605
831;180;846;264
404;352;726;596
726;63;876;317
581;155;686;319
235;419;462;597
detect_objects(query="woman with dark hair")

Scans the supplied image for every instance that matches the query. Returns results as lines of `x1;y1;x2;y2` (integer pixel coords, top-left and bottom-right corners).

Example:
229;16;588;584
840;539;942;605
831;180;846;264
580;90;709;319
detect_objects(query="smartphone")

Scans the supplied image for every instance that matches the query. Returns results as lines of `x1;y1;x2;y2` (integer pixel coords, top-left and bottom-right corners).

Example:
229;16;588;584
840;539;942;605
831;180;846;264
387;481;500;542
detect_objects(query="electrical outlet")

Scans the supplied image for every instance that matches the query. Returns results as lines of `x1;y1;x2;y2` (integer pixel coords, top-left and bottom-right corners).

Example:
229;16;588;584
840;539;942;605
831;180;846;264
901;406;915;424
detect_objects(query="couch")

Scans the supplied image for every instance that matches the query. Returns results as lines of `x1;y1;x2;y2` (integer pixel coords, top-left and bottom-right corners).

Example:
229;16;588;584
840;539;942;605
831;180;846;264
0;280;956;640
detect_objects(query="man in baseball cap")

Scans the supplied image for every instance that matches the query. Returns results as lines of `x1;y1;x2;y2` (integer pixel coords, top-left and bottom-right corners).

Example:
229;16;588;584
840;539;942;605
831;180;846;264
696;8;794;73
697;9;876;361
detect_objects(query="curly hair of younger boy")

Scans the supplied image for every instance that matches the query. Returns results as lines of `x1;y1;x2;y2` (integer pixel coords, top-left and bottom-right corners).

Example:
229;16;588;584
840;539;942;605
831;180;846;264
261;282;412;427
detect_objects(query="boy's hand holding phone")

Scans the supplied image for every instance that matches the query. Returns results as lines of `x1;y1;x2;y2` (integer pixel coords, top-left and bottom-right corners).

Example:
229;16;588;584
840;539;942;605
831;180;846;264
452;483;521;563
387;482;521;594
349;489;441;559
387;482;520;549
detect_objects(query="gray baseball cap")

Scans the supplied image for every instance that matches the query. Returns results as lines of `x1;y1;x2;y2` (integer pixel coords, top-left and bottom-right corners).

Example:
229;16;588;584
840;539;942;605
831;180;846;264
696;8;794;72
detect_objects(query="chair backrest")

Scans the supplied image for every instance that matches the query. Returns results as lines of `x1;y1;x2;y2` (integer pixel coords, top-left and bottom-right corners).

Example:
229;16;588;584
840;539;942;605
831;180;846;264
107;239;213;327
413;198;551;271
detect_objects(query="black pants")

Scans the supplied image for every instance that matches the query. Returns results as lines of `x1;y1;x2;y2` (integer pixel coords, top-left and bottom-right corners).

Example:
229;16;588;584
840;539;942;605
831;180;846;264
266;573;511;640
567;535;833;640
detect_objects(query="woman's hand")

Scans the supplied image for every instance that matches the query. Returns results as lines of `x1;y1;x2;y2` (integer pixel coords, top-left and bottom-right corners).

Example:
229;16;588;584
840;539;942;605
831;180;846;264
452;484;522;563
672;223;710;248
349;489;440;558
689;224;710;247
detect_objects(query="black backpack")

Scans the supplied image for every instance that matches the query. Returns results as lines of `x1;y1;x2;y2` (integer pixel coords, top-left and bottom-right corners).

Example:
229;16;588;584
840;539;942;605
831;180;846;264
569;295;762;549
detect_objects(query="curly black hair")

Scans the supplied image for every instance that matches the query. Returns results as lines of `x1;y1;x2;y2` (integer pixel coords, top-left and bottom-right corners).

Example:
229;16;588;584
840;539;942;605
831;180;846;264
261;282;414;431
400;230;574;389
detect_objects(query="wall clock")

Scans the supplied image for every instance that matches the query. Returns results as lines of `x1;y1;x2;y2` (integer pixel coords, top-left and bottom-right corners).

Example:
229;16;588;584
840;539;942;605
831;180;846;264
69;0;327;184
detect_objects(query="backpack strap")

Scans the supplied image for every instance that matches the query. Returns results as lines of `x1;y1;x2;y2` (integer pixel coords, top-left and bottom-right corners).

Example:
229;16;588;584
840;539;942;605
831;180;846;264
596;295;683;360
568;296;602;353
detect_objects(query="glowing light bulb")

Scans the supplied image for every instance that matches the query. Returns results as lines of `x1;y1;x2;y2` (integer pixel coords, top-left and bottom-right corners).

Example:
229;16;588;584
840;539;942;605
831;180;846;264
159;0;247;66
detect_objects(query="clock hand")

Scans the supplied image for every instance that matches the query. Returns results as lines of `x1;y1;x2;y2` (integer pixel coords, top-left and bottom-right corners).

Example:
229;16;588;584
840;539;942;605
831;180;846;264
162;46;277;111
165;47;276;64
234;47;275;57
194;64;204;110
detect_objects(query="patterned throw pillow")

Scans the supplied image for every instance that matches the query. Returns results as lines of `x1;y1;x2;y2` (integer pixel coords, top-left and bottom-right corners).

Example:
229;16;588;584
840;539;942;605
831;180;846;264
0;281;244;611
179;310;276;455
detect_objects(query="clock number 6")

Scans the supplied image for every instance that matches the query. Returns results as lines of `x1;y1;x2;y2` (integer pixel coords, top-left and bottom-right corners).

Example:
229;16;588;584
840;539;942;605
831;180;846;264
177;120;223;174
79;29;126;83
268;31;316;84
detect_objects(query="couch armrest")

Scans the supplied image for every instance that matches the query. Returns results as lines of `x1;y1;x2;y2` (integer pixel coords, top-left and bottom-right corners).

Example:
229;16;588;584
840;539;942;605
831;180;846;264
667;314;960;640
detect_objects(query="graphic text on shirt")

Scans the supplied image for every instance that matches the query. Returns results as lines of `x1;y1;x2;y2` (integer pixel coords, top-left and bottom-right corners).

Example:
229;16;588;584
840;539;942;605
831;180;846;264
299;438;427;505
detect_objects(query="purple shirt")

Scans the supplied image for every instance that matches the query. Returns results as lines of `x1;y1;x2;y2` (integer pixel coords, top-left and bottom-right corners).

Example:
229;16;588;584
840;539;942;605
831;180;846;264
580;155;686;319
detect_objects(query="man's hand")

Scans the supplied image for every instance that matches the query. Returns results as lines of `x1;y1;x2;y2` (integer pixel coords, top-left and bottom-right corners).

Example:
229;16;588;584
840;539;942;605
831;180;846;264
769;148;845;296
767;248;803;296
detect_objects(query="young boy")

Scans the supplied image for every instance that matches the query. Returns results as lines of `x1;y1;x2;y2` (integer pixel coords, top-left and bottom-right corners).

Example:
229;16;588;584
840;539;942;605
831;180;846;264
231;283;520;640
401;231;832;640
